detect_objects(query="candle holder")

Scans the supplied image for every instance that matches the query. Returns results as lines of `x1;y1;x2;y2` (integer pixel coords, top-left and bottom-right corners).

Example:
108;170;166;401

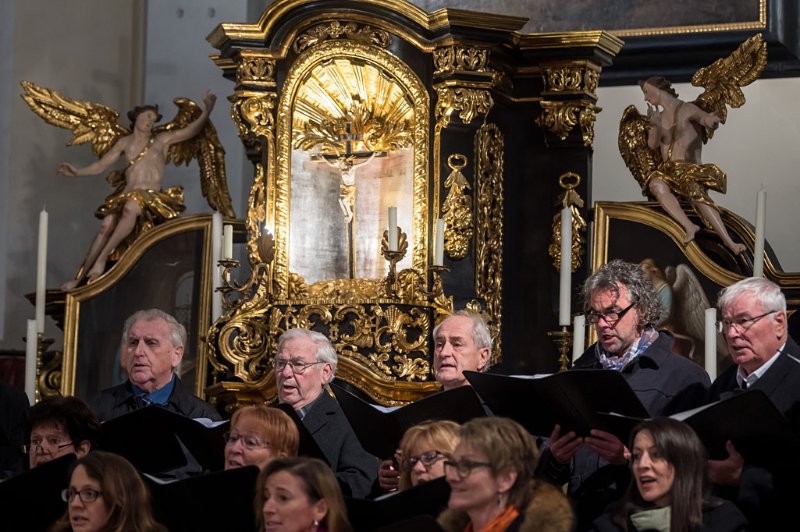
547;325;573;373
381;227;408;297
35;334;54;403
216;228;278;312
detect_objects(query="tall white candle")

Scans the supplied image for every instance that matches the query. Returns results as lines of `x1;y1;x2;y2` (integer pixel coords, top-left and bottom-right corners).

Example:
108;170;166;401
223;224;233;260
572;314;586;364
35;208;48;334
704;308;717;381
434;219;445;266
211;212;223;322
25;319;37;403
559;207;572;326
388;207;398;252
752;188;766;278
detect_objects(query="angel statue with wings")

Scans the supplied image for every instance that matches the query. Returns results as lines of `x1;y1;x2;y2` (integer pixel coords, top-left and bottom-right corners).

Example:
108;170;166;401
619;34;767;256
21;81;235;290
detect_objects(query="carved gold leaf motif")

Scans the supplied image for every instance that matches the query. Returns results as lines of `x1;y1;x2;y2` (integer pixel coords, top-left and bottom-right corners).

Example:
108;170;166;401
442;154;473;260
294;21;391;53
475;124;504;364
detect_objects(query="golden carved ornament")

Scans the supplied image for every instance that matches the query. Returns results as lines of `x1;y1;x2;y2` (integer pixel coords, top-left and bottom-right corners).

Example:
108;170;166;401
548;172;586;272
442;154;473;260
435;86;494;129
474;124;505;365
433;46;489;74
293;21;391;53
236;53;276;87
536;100;601;146
544;65;599;96
233;93;277;144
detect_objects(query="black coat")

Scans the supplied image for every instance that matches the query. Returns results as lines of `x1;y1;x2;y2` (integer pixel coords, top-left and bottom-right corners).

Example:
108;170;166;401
301;390;379;499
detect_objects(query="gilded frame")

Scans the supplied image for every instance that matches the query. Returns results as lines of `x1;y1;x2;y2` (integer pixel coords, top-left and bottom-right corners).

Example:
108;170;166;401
60;215;214;399
273;39;430;289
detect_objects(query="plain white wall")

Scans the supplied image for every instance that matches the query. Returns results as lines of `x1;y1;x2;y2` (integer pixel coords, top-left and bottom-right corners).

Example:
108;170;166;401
593;78;800;272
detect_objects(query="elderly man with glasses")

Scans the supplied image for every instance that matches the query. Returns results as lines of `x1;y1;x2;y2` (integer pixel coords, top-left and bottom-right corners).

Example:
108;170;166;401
706;276;800;530
537;259;710;531
274;328;378;498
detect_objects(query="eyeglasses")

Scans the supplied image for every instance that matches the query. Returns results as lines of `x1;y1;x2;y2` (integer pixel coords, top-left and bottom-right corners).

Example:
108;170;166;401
443;459;492;479
61;488;102;504
23;438;74;454
273;358;325;374
223;432;271;451
403;450;446;470
716;310;778;334
585;299;639;325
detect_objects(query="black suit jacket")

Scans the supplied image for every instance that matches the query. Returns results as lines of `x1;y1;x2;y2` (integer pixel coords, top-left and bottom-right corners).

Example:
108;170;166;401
709;337;800;425
707;337;800;529
301;390;379;498
88;376;221;422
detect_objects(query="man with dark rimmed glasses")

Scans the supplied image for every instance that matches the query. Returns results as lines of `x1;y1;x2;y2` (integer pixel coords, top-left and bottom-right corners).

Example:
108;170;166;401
537;259;710;531
274;328;378;498
706;276;800;530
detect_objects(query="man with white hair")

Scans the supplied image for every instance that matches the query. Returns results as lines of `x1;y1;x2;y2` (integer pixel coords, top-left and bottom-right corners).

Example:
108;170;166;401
89;308;220;422
432;311;493;390
707;277;800;530
275;328;378;498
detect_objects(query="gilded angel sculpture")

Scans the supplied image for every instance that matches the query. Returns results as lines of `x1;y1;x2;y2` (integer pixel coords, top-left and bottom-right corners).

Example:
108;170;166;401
619;34;767;255
20;81;235;290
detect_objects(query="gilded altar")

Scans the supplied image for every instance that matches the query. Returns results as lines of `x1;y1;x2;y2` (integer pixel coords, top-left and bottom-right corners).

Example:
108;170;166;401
201;0;622;408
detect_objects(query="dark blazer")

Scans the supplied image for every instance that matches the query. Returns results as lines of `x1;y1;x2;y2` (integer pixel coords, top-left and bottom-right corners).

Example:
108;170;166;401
88;376;221;422
302;390;379;499
708;337;800;424
707;337;800;530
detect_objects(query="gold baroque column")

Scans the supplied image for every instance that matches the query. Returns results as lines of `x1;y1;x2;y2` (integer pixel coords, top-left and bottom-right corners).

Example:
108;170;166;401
475;124;504;365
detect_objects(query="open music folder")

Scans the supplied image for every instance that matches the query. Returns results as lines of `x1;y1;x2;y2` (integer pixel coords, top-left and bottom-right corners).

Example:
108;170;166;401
597;389;800;470
330;382;486;459
464;369;650;441
100;405;229;474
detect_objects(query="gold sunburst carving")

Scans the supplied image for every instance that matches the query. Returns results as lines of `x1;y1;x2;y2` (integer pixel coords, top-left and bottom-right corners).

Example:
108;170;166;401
292;59;415;156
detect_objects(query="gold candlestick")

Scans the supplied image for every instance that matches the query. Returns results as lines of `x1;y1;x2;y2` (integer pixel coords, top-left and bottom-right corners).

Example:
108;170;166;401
547;325;573;372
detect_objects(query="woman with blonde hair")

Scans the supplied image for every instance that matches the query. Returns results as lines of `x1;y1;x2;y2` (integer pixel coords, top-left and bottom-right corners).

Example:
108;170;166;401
397;419;460;490
439;417;573;532
256;456;352;532
224;405;299;470
49;450;166;532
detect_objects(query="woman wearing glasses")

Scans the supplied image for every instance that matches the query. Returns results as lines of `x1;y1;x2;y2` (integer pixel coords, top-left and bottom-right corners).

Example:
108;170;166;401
397;419;460;490
50;450;166;532
438;417;573;532
224;405;299;471
256;456;352;532
590;418;747;532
